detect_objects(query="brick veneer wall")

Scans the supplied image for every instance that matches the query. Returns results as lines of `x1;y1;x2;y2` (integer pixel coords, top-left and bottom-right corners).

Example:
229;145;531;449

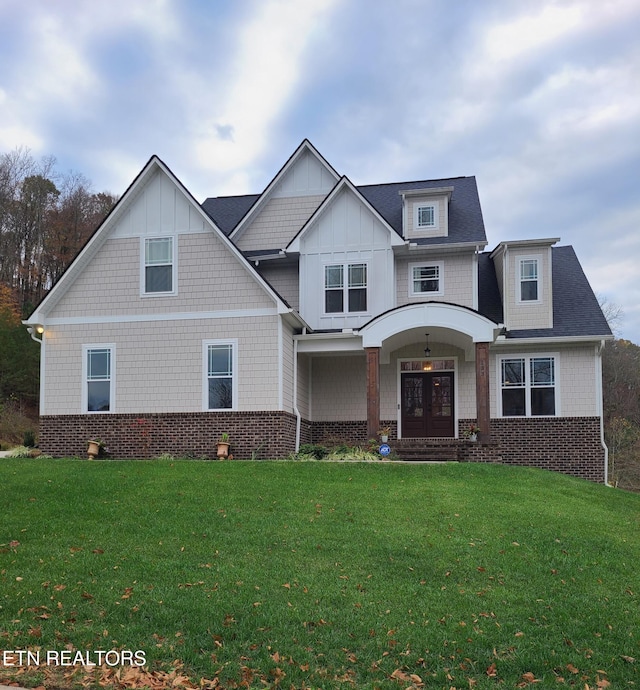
40;412;300;460
40;413;606;482
458;417;606;482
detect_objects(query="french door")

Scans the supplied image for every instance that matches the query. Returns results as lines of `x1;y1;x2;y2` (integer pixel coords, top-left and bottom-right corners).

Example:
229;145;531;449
401;372;455;438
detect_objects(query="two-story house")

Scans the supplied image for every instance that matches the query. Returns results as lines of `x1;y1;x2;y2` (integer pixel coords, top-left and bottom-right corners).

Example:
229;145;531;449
25;140;612;481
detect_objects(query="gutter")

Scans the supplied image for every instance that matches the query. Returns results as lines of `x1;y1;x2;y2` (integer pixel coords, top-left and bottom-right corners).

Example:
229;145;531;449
493;334;615;346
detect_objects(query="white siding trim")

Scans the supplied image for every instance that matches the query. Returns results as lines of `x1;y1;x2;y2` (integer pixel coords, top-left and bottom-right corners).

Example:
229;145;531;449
408;261;444;297
140;236;178;297
496;351;560;418
202;339;239;412
82;343;116;414
45;308;278;326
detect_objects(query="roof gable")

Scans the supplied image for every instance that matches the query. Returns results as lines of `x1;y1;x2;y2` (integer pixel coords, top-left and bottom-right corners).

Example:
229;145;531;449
26;156;294;324
286;176;405;253
226;139;340;244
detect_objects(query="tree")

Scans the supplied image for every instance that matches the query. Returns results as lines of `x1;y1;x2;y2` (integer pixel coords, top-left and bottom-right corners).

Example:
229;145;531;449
602;338;640;489
0;147;117;315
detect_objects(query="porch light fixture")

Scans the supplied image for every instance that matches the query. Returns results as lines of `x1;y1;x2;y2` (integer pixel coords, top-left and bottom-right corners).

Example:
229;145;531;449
424;333;431;358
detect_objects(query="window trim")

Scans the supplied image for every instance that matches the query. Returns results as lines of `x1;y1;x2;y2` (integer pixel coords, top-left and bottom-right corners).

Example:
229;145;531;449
517;255;541;304
498;353;559;417
82;344;115;414
413;200;440;233
141;236;177;296
202;339;238;411
409;261;444;297
323;261;369;315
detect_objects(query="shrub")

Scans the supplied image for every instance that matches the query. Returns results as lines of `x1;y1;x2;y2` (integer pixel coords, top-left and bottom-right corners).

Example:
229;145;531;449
298;443;328;459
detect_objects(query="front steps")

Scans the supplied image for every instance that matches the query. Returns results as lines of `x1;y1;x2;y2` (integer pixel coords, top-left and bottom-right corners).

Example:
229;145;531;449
390;438;463;462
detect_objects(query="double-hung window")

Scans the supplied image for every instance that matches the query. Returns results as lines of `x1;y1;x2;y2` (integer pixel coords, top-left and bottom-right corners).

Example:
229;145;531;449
324;263;367;314
144;237;174;294
410;262;443;296
519;258;539;302
84;346;114;412
204;341;236;410
500;355;556;416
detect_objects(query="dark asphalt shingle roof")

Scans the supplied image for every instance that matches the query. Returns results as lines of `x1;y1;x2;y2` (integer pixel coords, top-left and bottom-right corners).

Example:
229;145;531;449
202;175;486;244
202;194;258;236
358;176;486;244
202;177;610;340
477;252;504;324
503;245;612;338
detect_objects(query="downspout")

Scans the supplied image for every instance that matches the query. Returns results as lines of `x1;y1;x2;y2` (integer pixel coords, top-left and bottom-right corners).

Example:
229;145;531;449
293;337;301;452
596;339;610;486
472;245;480;311
26;325;45;415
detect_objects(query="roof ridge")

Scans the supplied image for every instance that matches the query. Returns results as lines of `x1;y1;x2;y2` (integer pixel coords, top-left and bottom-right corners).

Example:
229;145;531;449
356;176;471;189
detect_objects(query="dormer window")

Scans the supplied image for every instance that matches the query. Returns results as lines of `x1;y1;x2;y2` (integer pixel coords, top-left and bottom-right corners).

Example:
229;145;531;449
519;258;539;302
417;204;435;228
401;187;452;239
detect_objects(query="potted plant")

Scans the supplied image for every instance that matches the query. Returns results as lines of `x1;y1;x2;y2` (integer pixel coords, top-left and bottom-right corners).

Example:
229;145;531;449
378;426;391;443
87;439;105;459
216;433;231;458
465;424;480;442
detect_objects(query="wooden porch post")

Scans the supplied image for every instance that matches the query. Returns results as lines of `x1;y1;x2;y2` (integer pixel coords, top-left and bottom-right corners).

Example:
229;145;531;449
366;347;380;440
475;342;491;442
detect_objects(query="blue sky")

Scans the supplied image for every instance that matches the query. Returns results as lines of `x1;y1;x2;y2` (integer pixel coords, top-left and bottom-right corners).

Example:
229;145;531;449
1;0;639;342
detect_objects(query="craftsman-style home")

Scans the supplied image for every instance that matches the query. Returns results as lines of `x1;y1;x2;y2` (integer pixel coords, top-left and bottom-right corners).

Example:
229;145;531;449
25;140;612;480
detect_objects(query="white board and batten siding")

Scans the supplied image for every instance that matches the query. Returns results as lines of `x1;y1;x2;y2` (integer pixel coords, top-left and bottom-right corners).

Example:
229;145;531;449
299;187;395;331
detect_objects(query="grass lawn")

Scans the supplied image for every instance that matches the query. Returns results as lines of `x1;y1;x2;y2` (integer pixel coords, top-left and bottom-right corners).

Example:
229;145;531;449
0;459;639;689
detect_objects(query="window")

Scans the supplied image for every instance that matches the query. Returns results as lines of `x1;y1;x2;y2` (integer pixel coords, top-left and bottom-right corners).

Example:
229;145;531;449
519;258;539;301
500;356;556;416
324;263;367;314
84;346;113;412
205;341;235;410
416;204;435;228
410;263;443;295
144;237;174;294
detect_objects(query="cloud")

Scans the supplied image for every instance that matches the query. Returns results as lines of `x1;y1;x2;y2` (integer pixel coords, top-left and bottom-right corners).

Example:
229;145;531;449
193;0;340;192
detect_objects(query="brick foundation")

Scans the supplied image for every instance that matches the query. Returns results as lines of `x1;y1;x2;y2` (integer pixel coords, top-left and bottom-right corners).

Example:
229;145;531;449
39;412;300;460
39;413;606;482
457;417;606;482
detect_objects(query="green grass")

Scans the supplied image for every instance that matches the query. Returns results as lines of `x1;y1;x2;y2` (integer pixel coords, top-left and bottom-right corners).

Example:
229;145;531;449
1;459;639;688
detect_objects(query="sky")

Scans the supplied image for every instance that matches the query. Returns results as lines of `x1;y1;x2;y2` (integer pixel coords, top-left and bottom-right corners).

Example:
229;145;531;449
1;0;639;342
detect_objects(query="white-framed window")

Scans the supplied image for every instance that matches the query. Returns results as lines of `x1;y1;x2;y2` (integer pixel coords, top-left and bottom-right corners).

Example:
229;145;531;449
142;236;175;295
416;204;435;228
324;262;367;314
203;340;237;411
500;355;556;417
409;262;443;296
519;258;539;302
82;345;115;413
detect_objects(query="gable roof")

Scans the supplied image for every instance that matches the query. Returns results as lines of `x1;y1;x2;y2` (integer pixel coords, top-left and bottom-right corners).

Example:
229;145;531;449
203;172;488;248
209;139;340;244
286;176;405;253
25;156;300;326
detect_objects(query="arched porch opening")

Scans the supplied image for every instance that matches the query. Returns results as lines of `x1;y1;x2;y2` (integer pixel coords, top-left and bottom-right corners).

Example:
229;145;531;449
358;303;500;442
